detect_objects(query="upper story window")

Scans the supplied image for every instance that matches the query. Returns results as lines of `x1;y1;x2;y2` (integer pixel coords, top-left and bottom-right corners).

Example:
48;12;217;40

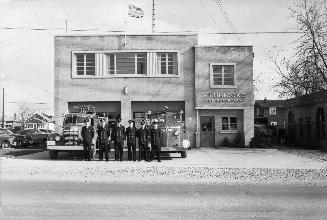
75;53;96;76
210;64;235;88
269;107;276;115
72;51;179;78
157;53;178;75
107;53;147;75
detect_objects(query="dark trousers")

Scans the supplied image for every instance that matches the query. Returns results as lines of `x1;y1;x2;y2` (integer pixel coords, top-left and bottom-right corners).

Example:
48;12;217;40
99;142;109;161
127;143;136;161
114;142;124;161
151;144;161;162
139;143;149;161
83;142;92;161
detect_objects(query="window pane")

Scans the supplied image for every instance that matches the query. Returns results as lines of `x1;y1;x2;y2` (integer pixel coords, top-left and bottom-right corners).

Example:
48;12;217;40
108;54;115;74
230;123;237;130
136;53;147;74
230;117;237;124
223;65;234;73
160;54;166;74
222;124;229;130
213;73;222;85
222;117;228;124
212;65;222;73
116;53;135;74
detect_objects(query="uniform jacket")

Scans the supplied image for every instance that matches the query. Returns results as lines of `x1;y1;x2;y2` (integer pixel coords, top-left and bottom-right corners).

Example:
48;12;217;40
137;127;149;145
125;127;137;144
150;128;162;146
97;125;110;144
81;126;94;144
112;124;125;143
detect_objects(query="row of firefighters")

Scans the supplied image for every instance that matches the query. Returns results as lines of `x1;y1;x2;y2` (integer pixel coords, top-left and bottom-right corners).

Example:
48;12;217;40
81;117;162;162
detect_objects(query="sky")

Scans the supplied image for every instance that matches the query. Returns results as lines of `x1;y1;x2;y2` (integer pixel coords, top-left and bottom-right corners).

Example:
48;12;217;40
0;0;300;118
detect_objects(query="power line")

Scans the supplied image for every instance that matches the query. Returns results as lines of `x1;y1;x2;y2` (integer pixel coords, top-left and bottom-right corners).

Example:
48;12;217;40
0;26;303;35
213;0;242;43
199;0;221;32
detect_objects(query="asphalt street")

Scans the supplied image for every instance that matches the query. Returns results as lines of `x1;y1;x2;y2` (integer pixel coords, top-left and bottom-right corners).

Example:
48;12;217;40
1;180;327;220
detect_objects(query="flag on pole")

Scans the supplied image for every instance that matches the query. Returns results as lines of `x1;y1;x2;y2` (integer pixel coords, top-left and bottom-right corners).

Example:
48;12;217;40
128;4;144;18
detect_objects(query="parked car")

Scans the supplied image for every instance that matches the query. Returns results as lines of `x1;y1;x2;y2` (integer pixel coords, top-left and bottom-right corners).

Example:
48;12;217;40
39;129;53;134
15;129;49;147
0;128;16;149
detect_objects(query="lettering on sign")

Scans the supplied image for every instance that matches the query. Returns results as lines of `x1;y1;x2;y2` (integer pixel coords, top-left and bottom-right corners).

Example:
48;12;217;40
202;93;245;103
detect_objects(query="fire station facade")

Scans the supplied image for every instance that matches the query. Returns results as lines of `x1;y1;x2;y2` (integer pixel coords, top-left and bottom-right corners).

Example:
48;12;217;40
54;34;254;148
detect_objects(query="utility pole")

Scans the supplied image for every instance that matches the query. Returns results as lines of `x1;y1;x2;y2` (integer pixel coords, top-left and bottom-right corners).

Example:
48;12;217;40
2;88;4;128
152;0;155;33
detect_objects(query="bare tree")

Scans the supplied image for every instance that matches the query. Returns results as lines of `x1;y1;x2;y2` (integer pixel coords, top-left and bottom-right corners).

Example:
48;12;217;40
267;48;322;98
16;102;38;129
270;0;327;98
291;0;327;88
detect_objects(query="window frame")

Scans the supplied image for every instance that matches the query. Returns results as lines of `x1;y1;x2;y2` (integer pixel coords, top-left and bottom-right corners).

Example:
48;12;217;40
209;63;236;88
156;52;178;75
74;52;96;76
71;50;180;78
269;107;277;115
221;116;238;133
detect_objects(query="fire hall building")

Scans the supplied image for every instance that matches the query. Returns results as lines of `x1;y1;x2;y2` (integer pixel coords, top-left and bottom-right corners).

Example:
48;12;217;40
54;34;254;148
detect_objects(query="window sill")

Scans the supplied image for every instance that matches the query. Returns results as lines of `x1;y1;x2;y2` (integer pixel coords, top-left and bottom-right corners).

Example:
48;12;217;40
220;130;239;134
71;75;180;79
210;85;237;89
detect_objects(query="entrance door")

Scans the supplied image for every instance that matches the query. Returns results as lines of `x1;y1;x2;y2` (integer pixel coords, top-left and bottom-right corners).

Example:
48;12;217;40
200;116;215;147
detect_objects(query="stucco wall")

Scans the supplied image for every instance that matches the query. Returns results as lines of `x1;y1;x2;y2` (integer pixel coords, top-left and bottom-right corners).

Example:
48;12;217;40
194;46;254;146
54;34;198;146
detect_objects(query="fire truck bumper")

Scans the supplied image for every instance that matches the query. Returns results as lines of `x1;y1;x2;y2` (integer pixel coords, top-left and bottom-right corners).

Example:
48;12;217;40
47;141;84;151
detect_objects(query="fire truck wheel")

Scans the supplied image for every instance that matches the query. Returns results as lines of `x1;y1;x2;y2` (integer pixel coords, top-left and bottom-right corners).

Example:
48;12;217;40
49;150;58;159
181;151;187;158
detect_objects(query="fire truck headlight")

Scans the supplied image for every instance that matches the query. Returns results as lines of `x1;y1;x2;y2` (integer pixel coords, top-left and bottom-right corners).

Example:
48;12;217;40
55;136;61;141
182;139;190;149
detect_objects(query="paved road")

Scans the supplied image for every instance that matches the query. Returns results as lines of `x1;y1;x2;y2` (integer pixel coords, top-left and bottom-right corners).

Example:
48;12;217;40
1;180;327;220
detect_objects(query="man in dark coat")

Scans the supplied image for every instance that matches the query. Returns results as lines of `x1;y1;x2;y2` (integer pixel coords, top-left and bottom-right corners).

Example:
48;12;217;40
97;119;111;162
81;119;94;161
125;120;137;161
137;120;150;162
112;118;125;161
150;121;162;162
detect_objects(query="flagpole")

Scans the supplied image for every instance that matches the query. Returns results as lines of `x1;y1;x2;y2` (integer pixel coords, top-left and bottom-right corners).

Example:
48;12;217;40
152;0;155;33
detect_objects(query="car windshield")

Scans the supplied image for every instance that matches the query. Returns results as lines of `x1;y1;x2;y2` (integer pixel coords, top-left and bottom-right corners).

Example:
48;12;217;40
64;115;88;124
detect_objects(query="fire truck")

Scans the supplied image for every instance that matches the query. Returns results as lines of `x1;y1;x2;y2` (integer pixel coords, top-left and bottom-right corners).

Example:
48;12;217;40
46;112;100;159
148;110;189;158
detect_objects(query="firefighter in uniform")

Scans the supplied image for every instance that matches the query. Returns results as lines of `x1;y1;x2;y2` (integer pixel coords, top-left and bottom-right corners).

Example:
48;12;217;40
137;120;150;162
81;119;94;161
125;120;137;161
112;118;125;161
150;121;162;162
97;119;111;162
